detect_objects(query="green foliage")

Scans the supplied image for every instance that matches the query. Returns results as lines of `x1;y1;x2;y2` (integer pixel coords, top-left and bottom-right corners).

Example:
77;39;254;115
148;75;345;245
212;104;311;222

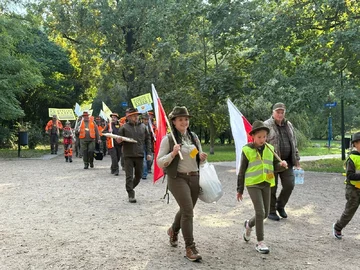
0;125;12;148
4;0;360;149
0;15;43;121
27;123;47;149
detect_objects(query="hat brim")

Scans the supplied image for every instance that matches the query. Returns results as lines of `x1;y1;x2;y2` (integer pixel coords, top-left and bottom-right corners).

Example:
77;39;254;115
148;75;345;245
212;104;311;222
249;127;270;136
170;114;192;120
110;114;119;118
126;112;140;117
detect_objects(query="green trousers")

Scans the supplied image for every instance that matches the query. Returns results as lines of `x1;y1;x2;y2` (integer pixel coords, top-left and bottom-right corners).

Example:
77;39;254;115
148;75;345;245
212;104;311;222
80;140;95;165
334;184;360;231
167;174;200;247
247;182;271;242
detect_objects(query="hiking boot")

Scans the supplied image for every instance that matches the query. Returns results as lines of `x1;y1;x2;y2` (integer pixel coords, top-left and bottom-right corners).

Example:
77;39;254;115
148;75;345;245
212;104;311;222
90;162;94;168
69;158;72;163
255;241;269;254
111;170;115;174
243;220;252;242
185;243;202;261
84;163;89;169
167;226;179;247
333;223;343;239
65;157;68;162
277;207;288;218
129;197;137;203
268;213;280;221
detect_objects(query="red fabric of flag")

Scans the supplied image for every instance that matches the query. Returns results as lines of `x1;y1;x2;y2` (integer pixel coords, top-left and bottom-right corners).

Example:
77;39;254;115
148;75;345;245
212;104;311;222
242;115;253;143
153;96;167;183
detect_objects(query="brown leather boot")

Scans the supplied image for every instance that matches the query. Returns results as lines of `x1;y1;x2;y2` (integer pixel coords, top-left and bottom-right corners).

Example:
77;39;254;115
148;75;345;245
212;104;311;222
167;226;178;247
185;243;202;261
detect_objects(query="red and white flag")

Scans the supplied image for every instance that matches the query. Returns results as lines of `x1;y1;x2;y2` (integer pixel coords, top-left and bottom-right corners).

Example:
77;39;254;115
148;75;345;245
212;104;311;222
152;84;167;183
227;99;252;175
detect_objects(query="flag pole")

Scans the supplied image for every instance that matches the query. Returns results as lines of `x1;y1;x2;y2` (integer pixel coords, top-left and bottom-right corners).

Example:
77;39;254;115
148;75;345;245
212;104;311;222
265;143;287;169
164;114;184;160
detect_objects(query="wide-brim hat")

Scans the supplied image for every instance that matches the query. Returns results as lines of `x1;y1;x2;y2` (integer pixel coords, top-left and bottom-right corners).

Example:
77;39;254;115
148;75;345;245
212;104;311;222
126;108;140;117
110;113;120;119
169;106;192;120
351;132;360;143
141;113;149;119
249;120;270;136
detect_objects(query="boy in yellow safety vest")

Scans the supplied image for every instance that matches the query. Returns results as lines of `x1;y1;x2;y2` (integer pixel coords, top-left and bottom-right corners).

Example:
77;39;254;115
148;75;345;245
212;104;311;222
333;132;360;239
237;120;287;254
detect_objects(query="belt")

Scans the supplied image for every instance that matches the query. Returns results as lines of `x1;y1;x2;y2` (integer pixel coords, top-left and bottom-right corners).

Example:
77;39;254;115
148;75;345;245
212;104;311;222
177;171;199;176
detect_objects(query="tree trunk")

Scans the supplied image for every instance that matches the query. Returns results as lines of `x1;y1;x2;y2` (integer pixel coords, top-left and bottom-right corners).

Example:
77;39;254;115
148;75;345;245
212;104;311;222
209;115;215;155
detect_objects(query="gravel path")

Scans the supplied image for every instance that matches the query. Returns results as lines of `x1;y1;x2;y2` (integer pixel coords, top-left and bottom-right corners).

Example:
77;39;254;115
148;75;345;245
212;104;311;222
0;154;359;270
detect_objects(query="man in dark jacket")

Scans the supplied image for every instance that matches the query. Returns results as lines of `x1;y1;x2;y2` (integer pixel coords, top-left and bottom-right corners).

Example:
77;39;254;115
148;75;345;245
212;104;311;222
264;103;300;221
117;108;152;203
102;113;123;176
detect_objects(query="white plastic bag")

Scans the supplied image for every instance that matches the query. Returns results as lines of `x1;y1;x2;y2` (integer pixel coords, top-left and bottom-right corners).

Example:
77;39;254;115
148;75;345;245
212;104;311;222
199;162;224;203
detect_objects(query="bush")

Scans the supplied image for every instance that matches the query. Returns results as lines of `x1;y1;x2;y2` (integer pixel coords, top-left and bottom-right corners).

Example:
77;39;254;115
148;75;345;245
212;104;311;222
295;128;310;150
0;125;12;148
27;123;47;149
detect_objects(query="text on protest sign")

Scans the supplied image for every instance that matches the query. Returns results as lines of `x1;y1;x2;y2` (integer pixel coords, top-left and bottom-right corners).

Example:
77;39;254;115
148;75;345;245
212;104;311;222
131;93;153;108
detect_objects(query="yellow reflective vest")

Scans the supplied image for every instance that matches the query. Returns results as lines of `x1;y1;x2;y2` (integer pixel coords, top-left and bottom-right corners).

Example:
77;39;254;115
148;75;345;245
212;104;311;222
348;154;360;189
242;145;275;187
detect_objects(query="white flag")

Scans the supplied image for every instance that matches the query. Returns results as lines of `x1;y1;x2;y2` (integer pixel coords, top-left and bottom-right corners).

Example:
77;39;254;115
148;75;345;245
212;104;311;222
227;99;252;175
102;102;112;120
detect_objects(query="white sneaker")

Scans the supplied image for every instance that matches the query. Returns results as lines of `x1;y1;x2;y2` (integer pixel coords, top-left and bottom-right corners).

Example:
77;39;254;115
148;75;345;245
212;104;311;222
255;241;269;254
243;220;252;242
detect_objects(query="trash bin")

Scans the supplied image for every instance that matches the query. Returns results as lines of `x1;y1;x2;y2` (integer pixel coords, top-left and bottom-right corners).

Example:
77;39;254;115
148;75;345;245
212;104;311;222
344;137;351;149
19;131;28;146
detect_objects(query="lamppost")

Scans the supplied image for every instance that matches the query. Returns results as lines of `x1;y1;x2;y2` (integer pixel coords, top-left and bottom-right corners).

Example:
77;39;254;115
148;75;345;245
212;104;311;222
336;58;347;160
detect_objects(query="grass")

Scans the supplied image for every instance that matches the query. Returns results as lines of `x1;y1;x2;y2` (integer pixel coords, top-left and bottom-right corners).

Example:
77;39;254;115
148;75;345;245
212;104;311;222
0;146;50;159
202;143;345;173
301;159;345;173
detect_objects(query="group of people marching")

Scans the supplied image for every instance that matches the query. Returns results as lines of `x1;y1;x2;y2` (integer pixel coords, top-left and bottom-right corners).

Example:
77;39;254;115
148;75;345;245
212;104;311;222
44;102;360;263
45;108;156;200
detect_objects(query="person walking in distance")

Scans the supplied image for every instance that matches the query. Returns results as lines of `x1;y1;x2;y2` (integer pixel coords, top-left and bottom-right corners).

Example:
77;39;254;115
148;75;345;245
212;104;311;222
74;116;82;158
141;113;155;179
76;111;101;169
45;114;63;154
237;120;287;254
102;113;123;176
264;103;300;221
157;106;208;262
63;120;74;162
117;108;152;203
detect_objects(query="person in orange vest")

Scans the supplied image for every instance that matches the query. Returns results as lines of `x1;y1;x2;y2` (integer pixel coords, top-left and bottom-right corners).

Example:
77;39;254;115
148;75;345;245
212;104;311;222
62;120;74;162
102;113;123;176
75;111;101;169
45;114;63;154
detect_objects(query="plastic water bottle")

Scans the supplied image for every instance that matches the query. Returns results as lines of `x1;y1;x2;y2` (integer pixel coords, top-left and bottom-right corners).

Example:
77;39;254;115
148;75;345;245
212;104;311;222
294;168;304;185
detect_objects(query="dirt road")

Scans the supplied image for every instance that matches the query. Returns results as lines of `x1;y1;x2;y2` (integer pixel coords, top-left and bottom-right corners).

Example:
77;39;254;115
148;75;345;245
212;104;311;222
0;154;359;270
